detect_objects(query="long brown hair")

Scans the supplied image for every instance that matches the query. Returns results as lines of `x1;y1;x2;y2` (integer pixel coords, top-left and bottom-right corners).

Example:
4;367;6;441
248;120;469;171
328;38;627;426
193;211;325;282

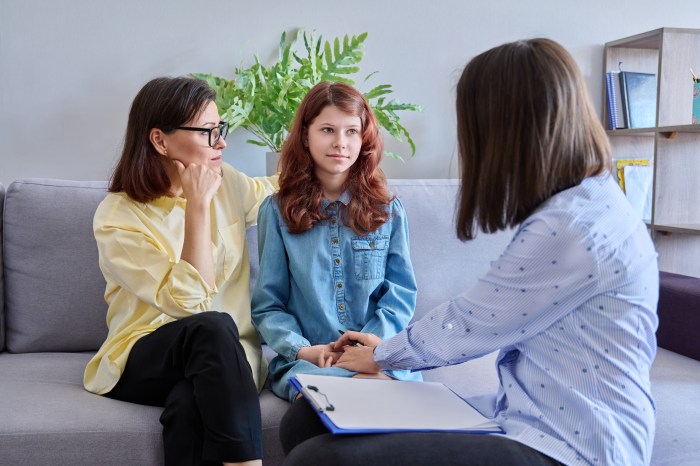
455;38;611;240
277;81;391;235
109;76;216;203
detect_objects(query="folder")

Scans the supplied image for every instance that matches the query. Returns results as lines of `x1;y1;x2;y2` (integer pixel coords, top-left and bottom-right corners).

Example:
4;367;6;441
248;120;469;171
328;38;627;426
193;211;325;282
619;71;657;128
290;373;503;435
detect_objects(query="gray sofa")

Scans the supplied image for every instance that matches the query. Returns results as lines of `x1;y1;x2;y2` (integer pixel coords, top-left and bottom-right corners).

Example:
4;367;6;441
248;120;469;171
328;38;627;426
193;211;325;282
0;178;698;466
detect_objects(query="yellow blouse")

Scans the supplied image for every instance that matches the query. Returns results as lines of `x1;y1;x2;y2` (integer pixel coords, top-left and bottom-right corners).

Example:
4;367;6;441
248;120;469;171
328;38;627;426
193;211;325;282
84;163;278;395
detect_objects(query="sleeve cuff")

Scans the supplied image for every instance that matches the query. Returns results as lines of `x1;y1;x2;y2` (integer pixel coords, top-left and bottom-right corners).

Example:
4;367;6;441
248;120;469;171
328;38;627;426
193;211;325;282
288;340;311;361
170;260;216;310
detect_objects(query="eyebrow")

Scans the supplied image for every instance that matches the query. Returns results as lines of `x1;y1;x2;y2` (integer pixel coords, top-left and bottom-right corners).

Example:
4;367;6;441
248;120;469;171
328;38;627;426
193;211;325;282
318;122;361;128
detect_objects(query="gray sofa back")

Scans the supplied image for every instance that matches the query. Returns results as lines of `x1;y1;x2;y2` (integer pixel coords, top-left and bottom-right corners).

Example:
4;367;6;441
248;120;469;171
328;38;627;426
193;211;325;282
3;180;109;353
2;178;510;355
0;183;5;351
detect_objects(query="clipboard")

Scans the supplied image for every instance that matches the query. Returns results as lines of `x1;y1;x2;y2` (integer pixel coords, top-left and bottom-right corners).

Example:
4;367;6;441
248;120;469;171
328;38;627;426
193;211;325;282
290;374;502;435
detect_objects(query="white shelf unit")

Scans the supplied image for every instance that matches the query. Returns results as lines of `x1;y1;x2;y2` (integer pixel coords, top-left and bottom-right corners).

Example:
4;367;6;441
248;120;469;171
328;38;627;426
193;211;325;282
603;28;700;278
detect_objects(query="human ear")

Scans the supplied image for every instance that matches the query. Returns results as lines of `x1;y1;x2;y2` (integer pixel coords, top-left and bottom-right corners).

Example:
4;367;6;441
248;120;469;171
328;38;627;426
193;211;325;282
149;128;168;156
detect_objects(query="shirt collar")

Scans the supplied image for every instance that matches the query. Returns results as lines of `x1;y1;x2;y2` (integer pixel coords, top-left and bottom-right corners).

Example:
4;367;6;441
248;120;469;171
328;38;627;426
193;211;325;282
321;190;352;209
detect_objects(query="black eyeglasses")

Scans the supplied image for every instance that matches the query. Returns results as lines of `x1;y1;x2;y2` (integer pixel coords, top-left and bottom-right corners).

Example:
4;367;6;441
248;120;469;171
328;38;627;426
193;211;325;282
172;122;229;147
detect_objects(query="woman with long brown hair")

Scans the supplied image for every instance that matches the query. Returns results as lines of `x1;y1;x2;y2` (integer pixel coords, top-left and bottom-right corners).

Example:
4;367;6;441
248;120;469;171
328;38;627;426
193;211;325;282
251;81;421;405
286;39;659;466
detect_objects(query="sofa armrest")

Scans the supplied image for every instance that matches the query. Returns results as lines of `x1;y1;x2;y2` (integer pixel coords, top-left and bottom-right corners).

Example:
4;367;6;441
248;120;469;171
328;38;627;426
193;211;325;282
657;271;700;361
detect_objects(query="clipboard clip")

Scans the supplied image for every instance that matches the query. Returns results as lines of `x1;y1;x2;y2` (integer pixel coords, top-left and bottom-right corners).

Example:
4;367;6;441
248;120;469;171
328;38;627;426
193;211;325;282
307;385;335;412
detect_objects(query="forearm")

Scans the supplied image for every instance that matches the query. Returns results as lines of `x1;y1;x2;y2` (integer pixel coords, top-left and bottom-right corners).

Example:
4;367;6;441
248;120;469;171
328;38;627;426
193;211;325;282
181;199;215;289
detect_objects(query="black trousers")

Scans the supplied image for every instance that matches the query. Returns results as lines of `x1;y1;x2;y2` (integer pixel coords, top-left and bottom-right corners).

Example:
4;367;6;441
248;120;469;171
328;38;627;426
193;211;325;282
280;398;564;466
106;312;262;465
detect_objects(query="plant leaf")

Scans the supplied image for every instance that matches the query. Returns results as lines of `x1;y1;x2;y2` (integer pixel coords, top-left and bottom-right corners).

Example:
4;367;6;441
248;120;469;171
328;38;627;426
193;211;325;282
246;139;269;147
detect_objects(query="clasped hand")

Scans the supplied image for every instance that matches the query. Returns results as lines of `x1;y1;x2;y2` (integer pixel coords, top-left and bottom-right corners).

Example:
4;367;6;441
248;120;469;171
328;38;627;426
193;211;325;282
296;331;382;374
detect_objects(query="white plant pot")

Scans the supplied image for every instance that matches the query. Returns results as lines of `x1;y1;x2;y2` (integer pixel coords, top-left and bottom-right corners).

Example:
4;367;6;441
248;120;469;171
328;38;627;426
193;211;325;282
266;151;280;176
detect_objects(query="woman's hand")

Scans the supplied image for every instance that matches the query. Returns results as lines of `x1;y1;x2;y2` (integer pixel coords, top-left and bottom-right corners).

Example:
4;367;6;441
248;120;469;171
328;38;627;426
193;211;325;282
174;160;221;205
296;344;343;368
335;346;382;374
332;331;383;374
333;330;381;350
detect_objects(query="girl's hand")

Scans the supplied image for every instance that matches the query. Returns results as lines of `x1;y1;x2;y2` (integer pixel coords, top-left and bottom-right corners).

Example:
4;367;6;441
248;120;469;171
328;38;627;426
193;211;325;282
174;160;221;204
333;330;381;350
335;346;382;374
296;344;343;368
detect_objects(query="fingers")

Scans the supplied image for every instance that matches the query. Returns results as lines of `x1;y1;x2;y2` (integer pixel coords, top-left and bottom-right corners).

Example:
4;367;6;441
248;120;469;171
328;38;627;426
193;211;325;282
333;330;362;349
178;163;221;202
333;331;382;350
335;346;381;373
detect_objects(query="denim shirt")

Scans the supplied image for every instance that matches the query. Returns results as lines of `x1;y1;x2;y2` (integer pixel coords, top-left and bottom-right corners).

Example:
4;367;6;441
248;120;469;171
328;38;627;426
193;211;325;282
252;192;421;400
375;174;659;465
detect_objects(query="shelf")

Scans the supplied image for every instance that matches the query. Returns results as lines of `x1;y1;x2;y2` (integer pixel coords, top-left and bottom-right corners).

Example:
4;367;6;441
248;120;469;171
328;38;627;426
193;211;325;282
607;125;700;137
606;27;700;49
604;28;700;278
652;224;700;235
606;128;656;137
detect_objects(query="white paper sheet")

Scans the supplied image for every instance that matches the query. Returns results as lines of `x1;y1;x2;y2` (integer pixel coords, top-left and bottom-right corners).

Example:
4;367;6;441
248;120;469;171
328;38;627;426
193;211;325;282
295;373;500;433
624;165;653;222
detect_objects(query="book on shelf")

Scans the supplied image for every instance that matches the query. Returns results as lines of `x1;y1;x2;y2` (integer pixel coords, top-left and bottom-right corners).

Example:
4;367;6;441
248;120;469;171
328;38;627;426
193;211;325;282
618;71;657;129
605;71;627;130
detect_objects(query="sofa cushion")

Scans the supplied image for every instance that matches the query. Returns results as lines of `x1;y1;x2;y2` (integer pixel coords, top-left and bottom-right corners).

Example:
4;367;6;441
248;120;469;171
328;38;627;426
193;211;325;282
649;348;700;465
657;271;700;361
0;352;289;465
4;179;109;352
0;183;5;351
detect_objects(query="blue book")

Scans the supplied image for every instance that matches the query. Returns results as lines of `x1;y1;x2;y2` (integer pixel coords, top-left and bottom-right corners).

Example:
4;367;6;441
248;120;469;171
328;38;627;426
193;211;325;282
619;71;657;128
605;72;618;130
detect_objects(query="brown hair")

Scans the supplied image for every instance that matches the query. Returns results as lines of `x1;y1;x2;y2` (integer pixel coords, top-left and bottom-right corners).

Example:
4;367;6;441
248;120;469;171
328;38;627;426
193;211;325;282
108;76;216;203
455;38;611;240
277;81;391;235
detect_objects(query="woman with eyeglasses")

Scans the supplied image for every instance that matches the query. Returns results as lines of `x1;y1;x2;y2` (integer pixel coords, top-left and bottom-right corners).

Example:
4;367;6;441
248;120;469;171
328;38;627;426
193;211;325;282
83;76;277;466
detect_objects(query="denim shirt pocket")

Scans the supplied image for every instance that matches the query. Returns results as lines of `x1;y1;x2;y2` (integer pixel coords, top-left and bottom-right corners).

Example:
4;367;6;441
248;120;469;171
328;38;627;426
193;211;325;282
351;234;390;280
216;219;242;283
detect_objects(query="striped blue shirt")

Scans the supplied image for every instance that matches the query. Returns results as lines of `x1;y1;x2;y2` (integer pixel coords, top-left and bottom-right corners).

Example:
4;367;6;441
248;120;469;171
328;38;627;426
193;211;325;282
375;174;659;465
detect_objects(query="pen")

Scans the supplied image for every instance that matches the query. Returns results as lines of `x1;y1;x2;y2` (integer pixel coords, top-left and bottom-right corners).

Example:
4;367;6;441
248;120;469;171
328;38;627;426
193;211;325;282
338;329;363;347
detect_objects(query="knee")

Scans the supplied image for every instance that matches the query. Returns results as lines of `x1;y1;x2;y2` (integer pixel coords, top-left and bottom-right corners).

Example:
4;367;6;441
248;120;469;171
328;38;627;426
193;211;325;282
192;311;239;339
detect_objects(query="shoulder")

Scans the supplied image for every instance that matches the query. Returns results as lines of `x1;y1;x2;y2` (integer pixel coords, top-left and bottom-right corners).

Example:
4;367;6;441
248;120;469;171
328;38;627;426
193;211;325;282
94;192;139;223
258;195;283;221
387;197;407;220
220;162;259;191
220;162;247;189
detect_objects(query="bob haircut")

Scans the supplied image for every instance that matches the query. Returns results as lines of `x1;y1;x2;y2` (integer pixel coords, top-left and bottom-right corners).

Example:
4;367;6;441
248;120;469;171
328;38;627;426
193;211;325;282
277;81;391;235
109;76;216;203
455;38;612;240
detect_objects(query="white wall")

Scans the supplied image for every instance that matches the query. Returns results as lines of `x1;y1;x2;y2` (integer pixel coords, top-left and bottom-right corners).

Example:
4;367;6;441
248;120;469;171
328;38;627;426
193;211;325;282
1;0;698;185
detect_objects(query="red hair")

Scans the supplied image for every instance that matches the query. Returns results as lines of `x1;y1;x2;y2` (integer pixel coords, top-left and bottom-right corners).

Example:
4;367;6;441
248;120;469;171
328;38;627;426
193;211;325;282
277;81;392;235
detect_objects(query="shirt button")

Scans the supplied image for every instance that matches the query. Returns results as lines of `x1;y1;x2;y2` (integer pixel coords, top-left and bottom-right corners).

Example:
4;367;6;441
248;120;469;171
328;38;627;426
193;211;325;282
335;258;340;265
331;219;337;225
369;241;375;248
339;304;345;310
337;283;343;289
332;238;339;245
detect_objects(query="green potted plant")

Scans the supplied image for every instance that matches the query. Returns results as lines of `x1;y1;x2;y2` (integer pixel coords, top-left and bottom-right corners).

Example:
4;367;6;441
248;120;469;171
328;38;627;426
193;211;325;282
194;29;421;163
